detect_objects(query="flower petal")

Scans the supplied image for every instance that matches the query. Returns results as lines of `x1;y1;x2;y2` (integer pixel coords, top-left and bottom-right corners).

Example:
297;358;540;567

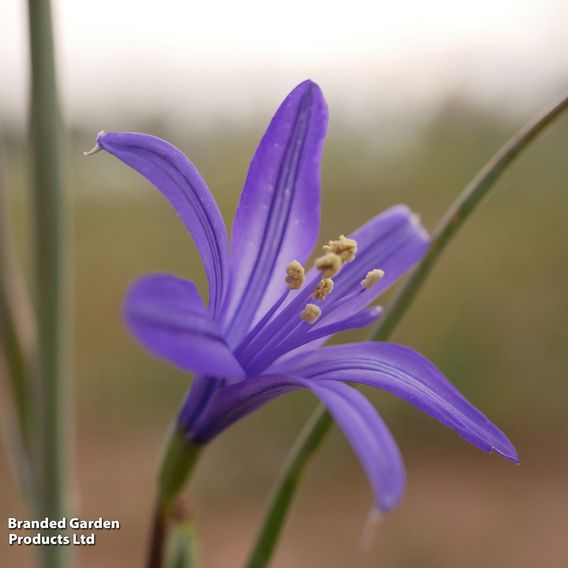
286;342;519;462
249;306;383;375
97;132;229;318
189;374;302;442
190;373;405;510
307;381;405;511
177;375;225;433
223;81;329;344
124;274;244;379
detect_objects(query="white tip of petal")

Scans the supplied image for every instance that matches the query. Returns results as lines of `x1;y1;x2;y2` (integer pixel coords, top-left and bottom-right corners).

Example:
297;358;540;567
359;508;383;551
83;143;102;156
410;211;430;240
83;131;106;156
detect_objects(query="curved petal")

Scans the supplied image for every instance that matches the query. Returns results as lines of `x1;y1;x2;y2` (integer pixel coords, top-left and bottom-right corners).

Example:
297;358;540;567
307;381;405;511
286;342;519;463
189;374;302;442
177;375;225;433
97;132;229;317
124;274;244;379
190;373;405;510
223;81;329;344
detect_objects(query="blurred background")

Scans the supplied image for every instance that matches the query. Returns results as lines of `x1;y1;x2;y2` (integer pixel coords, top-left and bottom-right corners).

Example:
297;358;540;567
1;0;568;566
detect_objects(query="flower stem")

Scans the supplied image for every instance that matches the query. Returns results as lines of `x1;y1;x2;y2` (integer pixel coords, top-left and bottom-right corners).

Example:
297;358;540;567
27;0;71;566
148;429;202;568
244;92;568;568
164;499;200;568
147;501;168;568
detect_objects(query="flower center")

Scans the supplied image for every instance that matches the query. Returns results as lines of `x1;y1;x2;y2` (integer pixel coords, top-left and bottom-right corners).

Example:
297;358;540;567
235;233;387;375
298;234;357;323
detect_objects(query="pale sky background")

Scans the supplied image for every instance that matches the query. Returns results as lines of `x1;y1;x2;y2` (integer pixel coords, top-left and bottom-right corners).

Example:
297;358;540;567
1;0;567;128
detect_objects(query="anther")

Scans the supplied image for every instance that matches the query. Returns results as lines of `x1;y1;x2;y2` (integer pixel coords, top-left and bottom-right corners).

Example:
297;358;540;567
314;252;342;278
300;303;321;324
323;235;358;264
361;269;385;289
312;278;334;301
285;260;305;290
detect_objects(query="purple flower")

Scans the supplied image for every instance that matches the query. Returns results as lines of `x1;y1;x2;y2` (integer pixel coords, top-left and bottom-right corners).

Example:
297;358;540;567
96;81;517;512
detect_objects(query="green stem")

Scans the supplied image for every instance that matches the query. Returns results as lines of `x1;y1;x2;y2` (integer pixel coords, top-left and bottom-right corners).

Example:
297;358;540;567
245;92;568;568
27;0;70;566
164;500;201;568
148;429;202;568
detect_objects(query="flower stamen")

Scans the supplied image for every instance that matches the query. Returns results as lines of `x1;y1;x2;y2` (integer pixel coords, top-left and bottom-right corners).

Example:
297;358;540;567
314;252;342;278
285;260;305;290
323;235;358;264
312;278;334;300
300;303;321;324
361;269;385;290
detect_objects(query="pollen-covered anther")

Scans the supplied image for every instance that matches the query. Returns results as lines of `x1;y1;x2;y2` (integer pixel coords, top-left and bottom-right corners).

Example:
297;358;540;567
299;303;321;324
323;235;358;264
285;260;305;290
314;252;342;278
361;269;385;290
312;278;334;300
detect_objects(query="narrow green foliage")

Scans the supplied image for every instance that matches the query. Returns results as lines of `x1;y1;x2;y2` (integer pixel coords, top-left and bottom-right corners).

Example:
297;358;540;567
27;0;70;565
